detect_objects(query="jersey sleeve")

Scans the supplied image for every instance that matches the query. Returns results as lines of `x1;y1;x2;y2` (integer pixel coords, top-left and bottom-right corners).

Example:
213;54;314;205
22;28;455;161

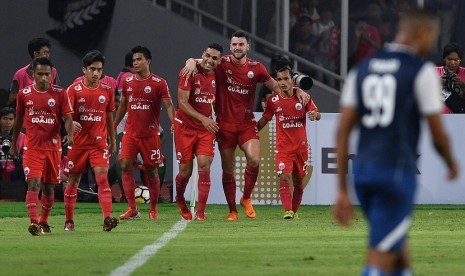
306;97;319;112
107;85;116;112
262;97;274;121
61;89;74;116
160;79;172;99
16;89;25;115
340;69;358;108
178;68;193;91
257;63;272;84
414;63;443;116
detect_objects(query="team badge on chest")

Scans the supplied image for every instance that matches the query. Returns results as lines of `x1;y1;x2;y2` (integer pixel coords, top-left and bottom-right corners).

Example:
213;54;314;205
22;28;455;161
144;86;152;93
295;103;302;110
98;95;106;103
48;98;56;107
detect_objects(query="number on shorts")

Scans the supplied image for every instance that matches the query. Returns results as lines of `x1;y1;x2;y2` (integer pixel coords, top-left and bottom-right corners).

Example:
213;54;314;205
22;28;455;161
103;149;109;159
361;74;396;128
150;149;161;161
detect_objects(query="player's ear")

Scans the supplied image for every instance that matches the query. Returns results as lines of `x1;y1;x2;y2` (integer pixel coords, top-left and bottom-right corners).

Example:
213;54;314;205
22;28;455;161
82;67;86;75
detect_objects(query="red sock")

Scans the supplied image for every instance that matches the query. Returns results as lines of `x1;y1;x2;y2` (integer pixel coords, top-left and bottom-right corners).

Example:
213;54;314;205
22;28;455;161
26;191;40;223
40;192;54;224
279;179;292;211
96;173;112;218
64;183;78;221
197;170;211;213
146;175;160;212
122;171;137;209
292;184;304;213
175;174;189;202
243;165;259;199
222;173;237;212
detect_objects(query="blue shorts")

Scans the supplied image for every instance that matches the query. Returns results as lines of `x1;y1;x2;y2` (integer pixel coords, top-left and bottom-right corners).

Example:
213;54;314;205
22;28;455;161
354;170;416;252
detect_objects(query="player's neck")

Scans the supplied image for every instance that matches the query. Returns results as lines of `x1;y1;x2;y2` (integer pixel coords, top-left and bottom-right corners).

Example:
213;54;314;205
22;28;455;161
34;84;50;92
282;91;294;98
83;79;98;88
232;56;247;65
136;70;151;80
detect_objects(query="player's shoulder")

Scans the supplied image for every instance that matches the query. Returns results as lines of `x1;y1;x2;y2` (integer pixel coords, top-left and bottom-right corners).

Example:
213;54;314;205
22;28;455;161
245;57;262;67
123;73;136;83
99;81;112;90
149;73;167;84
50;84;65;93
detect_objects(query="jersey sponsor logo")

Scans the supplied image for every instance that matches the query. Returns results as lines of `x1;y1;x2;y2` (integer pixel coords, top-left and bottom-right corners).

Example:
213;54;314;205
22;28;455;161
194;88;201;95
249;61;259;66
127;87;133;92
24;167;30;176
98;95;106;103
126;75;134;82
282;121;303;129
130;103;150;110
227;86;249;95
177;152;182;160
278;162;285;171
26;100;33;106
271;95;279;103
74;84;82;91
225;69;233;74
80;114;102;122
52;87;62;93
295;103;302;110
22;87;32;95
144;86;151;93
68;160;74;169
195;80;201;85
78;98;85;103
52;139;58;144
247;71;254;78
48;99;56;107
195;97;214;104
31;116;55;124
276;107;282;112
151;76;161;82
101;83;110;89
224;56;231;62
128;95;133;102
212;80;216;87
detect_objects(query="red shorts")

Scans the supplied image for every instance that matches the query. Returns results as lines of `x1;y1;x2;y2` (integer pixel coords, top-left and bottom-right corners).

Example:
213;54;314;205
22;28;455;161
23;149;61;184
120;134;162;167
67;147;110;174
216;120;259;150
276;149;309;179
174;120;215;164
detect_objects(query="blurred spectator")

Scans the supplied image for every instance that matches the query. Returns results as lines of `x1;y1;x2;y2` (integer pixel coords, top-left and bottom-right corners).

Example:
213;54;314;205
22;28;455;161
435;43;465;114
290;15;319;76
295;0;320;22
9;38;59;108
0;107;25;183
354;4;382;64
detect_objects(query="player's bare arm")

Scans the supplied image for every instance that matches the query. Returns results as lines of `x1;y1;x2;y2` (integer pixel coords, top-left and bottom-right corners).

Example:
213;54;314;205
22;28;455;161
333;106;358;226
182;58;201;77
163;98;176;129
63;114;74;147
256;117;269;132
426;114;459;180
178;88;219;133
113;95;127;128
106;111;116;156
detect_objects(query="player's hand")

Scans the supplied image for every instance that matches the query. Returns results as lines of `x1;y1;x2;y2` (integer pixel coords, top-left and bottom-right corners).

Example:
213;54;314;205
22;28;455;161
63;134;74;147
9;145;18;159
182;59;198;77
332;193;355;227
73;121;82;132
202;117;219;133
109;140;116;156
295;87;310;105
308;110;320;121
448;161;459;180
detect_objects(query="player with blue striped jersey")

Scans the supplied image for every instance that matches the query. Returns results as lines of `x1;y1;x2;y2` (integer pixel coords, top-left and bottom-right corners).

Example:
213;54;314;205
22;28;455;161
333;9;458;276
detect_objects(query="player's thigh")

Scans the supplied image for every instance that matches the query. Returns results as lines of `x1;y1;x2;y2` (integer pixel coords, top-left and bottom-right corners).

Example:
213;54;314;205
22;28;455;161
138;136;162;168
23;149;46;180
216;121;238;151
67;148;90;174
120;134;139;161
195;131;215;160
276;152;295;175
42;150;61;184
174;122;196;163
89;148;110;169
292;150;309;179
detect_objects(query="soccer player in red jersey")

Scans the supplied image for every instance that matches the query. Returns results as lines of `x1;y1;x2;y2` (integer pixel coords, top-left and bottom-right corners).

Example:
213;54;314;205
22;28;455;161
184;30;310;220
257;66;320;219
114;46;175;220
10;57;74;236
64;50;118;232
174;43;223;221
9;38;59;107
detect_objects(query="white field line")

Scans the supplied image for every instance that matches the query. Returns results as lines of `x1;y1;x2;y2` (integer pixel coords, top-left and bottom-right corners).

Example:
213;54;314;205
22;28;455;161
110;220;190;276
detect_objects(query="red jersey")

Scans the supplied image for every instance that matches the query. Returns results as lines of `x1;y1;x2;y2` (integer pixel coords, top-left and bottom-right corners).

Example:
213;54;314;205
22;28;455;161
176;64;216;130
16;84;73;151
263;88;319;153
12;64;58;90
116;71;133;91
73;75;117;94
67;80;115;149
215;55;271;123
121;73;171;137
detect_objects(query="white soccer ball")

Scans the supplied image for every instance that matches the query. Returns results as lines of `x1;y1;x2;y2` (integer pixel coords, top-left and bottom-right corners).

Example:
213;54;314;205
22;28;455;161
134;185;150;203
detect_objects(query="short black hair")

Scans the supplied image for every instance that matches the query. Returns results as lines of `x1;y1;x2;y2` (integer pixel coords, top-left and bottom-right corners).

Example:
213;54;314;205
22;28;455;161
271;54;292;72
131;45;152;60
443;42;463;59
207;43;223;54
28;38;51;59
82;50;105;67
124;51;133;68
32;57;53;70
0;107;15;118
232;30;249;43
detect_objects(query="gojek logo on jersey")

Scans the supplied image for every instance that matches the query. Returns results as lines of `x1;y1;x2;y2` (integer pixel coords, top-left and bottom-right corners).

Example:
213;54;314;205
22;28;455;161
80;113;102;122
282;121;303;129
31;116;55;124
195;97;214;104
227;85;249;95
130;102;150;110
